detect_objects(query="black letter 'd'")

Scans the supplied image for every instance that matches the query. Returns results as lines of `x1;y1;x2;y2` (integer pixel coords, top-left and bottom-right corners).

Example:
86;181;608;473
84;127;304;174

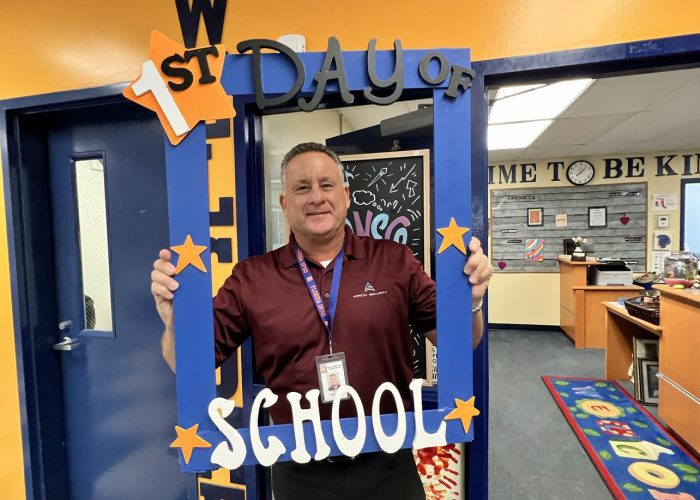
237;39;305;110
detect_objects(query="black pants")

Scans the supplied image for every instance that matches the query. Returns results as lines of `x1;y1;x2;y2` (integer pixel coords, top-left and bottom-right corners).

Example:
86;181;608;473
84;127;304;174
271;449;426;500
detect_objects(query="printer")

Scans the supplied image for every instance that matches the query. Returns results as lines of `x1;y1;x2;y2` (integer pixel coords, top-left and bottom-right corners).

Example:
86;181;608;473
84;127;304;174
588;258;634;286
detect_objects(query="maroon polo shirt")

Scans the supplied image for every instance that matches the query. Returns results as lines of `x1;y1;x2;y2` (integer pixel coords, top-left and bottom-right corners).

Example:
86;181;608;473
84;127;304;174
213;227;436;423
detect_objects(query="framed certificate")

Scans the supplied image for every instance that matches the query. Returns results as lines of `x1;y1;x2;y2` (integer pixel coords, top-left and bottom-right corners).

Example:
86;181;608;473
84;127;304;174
527;207;544;226
588;206;607;228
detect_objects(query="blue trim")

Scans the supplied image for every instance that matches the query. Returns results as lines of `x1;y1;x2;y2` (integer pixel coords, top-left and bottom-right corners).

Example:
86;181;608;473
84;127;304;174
467;69;489;500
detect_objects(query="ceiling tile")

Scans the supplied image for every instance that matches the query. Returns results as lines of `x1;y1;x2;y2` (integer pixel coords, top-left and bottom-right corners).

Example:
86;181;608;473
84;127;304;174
530;113;634;147
560;68;699;118
570;141;642;157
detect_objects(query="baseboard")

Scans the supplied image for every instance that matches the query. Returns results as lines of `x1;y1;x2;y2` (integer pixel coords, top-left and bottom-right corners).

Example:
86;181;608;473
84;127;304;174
488;323;563;332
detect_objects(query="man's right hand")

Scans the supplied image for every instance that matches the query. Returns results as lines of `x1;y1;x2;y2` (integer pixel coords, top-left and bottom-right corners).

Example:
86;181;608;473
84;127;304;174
151;249;179;330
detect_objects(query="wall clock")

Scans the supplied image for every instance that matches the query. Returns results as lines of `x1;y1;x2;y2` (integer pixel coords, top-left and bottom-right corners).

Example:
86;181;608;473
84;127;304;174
566;160;595;186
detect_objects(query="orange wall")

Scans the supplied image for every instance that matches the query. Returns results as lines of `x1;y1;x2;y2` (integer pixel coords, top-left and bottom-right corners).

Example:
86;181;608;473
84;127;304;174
3;0;700;99
2;1;700;498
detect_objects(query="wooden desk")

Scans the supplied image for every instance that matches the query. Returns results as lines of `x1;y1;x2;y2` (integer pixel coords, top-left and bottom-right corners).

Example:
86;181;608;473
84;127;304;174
603;302;661;381
654;285;700;453
571;286;644;348
559;255;642;348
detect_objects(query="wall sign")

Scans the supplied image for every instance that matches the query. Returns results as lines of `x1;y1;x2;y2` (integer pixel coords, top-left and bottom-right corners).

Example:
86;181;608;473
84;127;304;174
125;32;477;472
488;156;700;185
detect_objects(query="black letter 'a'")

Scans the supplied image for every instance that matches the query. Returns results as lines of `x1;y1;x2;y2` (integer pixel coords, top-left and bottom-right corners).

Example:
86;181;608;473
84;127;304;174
364;39;404;105
298;37;355;111
237;39;305;110
175;0;227;48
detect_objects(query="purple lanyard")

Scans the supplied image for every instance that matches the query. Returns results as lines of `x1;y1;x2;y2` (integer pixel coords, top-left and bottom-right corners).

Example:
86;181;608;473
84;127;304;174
295;245;344;353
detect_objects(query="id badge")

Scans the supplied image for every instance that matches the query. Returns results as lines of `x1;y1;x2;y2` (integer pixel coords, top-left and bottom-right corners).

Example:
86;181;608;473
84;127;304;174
316;352;350;403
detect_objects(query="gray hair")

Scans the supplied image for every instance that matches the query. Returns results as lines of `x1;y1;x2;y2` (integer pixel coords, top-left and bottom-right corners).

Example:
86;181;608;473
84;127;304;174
280;142;347;191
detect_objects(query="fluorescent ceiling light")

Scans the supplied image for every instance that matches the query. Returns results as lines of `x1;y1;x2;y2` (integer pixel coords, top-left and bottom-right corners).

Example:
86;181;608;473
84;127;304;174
489;79;593;124
487;78;593;150
488;120;552;151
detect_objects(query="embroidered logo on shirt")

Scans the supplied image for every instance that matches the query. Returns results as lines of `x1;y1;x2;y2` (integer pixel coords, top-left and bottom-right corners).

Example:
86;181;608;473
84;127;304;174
353;281;387;299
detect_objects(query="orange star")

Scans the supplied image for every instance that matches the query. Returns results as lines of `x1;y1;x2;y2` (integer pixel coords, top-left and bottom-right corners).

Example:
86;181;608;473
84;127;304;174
444;396;480;433
171;234;208;274
170;424;211;464
436;217;470;254
123;31;235;145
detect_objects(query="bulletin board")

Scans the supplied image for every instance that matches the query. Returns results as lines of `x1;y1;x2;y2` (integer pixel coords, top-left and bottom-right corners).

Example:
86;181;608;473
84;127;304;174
491;182;648;273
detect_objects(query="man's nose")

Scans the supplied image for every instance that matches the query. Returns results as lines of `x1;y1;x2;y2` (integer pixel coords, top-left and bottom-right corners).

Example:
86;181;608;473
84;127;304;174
308;184;324;203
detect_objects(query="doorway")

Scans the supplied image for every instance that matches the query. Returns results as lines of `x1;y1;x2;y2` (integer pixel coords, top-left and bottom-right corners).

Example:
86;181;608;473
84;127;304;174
7;97;196;499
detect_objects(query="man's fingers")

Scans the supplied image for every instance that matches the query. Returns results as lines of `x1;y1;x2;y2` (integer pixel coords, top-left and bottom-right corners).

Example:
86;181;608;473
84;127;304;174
151;281;174;301
154;258;177;277
463;246;483;277
151;266;179;291
468;236;481;253
159;248;172;261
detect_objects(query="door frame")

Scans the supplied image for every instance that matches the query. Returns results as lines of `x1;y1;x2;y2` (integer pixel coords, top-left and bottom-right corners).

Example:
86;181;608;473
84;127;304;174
469;32;700;499
1;84;144;500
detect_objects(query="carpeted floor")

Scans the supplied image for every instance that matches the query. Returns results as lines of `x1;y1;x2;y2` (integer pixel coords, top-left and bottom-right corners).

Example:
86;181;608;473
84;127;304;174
488;328;612;500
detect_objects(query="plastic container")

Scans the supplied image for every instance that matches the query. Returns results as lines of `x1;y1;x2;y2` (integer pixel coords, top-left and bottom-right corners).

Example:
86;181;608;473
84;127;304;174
663;251;698;281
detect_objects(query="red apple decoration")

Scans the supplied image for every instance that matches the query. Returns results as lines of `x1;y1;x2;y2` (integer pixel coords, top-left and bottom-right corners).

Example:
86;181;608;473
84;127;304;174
497;260;507;270
620;214;630;225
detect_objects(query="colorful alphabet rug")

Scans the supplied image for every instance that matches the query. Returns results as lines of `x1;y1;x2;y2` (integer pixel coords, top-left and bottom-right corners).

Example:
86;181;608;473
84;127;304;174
543;376;700;499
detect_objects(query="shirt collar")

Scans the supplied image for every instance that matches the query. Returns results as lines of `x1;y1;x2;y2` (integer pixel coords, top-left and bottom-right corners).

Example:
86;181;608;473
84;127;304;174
281;226;366;268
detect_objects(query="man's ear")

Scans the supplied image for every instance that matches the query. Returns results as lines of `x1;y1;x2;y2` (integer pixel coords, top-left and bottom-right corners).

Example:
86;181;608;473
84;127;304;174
344;186;350;207
279;193;287;214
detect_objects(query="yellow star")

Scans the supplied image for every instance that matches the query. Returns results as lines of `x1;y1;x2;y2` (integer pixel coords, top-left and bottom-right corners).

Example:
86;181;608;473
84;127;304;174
170;424;211;464
436;217;470;254
171;234;208;274
444;396;480;433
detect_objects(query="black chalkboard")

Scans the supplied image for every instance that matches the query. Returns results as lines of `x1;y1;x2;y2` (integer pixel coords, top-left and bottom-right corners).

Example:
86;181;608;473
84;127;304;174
341;150;431;270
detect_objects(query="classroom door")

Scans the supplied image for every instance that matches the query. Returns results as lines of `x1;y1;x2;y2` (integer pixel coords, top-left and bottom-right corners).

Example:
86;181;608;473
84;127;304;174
46;101;195;499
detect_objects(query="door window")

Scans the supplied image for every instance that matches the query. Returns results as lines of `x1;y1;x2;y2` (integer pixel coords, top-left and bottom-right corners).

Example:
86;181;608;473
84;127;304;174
74;158;113;332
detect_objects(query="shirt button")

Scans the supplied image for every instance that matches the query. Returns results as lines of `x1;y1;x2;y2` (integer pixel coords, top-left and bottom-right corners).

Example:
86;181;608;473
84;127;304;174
324;292;330;298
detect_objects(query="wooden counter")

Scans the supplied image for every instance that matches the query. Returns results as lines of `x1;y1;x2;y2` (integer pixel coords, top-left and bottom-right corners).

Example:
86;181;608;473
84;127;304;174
603;302;661;381
653;285;700;453
603;287;699;454
559;257;641;348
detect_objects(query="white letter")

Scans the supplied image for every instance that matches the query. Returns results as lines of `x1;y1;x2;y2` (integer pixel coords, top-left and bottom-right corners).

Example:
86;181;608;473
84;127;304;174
331;385;366;457
131;60;190;136
208;397;247;469
250;388;286;466
371;382;407;453
286;389;331;463
410;379;446;449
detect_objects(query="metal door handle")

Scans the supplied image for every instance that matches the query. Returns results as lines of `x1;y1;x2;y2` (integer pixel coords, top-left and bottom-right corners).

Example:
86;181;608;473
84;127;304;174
53;336;82;351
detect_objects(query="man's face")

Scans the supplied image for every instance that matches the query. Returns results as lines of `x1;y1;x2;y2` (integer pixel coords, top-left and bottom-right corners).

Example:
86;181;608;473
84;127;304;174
329;374;339;388
280;152;350;243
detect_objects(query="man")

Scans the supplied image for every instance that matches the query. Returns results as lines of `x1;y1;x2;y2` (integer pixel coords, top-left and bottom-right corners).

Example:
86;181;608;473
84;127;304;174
152;142;492;500
327;373;341;391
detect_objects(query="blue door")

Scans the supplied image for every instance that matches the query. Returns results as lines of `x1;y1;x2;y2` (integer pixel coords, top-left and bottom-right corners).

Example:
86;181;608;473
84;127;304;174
46;102;195;499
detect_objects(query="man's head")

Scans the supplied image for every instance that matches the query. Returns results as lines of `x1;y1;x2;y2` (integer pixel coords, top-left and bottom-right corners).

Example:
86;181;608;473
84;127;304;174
328;373;339;389
279;143;350;245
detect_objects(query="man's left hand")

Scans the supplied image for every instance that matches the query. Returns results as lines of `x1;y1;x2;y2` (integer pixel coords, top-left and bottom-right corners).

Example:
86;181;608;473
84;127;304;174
463;237;492;305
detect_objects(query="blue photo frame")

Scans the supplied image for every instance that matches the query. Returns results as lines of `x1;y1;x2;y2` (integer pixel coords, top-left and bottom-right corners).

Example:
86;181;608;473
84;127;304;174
167;45;474;472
